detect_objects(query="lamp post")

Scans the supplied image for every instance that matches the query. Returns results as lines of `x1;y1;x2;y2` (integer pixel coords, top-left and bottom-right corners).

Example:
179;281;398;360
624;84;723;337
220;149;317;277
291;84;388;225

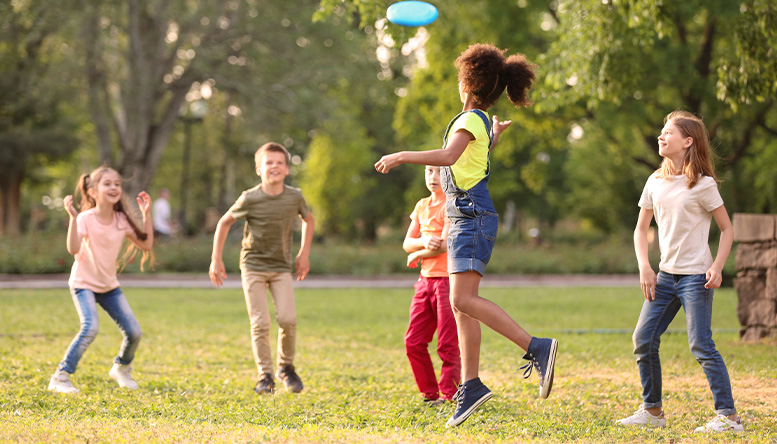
179;100;207;234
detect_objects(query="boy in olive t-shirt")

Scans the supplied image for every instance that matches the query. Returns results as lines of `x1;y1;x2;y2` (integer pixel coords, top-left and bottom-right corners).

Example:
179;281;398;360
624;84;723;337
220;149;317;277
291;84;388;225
209;142;315;394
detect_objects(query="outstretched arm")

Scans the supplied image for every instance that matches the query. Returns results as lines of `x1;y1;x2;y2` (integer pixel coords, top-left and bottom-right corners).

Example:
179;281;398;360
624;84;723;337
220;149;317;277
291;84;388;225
375;130;474;174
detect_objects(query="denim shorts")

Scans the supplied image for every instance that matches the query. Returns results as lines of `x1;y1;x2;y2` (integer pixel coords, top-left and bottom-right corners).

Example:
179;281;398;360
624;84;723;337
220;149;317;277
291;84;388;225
446;193;499;276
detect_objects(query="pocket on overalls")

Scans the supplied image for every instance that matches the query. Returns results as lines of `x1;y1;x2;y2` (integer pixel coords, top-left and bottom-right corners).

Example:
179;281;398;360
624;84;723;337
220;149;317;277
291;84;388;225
479;211;499;241
448;195;476;218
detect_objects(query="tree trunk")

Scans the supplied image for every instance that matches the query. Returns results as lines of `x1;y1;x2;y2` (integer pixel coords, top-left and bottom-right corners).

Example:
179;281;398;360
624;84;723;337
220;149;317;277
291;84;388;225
0;170;23;237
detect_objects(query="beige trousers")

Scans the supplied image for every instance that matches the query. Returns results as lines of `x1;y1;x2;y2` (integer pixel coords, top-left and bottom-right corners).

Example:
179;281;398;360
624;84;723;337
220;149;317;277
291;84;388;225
240;270;296;376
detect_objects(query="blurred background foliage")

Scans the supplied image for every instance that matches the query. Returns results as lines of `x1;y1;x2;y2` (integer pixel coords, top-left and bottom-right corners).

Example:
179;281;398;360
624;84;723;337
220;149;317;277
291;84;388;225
1;0;775;274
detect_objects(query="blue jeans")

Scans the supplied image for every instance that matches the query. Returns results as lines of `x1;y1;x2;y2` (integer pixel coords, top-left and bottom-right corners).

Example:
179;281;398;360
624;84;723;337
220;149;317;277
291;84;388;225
632;272;736;415
58;287;142;374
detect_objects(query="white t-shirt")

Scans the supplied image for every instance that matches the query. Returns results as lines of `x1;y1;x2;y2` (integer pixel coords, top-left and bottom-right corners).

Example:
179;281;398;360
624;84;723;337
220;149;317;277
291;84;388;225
152;197;172;235
638;173;724;275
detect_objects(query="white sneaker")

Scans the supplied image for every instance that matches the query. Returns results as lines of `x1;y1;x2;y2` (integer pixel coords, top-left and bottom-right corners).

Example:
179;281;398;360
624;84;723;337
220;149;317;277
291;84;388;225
109;363;139;390
616;406;667;428
47;369;79;394
695;414;744;432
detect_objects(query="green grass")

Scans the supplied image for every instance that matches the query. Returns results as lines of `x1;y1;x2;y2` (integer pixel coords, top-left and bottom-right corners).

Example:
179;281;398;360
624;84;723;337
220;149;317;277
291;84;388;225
1;286;774;443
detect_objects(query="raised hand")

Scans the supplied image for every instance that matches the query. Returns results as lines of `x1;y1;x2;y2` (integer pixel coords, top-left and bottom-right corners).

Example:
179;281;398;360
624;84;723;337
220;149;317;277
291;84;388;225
63;195;78;218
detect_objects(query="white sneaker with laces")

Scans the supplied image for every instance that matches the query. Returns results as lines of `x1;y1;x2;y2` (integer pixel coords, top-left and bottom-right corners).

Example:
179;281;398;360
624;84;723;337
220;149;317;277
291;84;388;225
47;369;79;394
616;406;666;427
109;363;139;390
694;414;744;432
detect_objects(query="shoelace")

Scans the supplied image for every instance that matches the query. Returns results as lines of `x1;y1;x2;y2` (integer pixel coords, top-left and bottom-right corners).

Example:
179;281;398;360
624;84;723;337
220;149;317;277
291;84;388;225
519;352;541;379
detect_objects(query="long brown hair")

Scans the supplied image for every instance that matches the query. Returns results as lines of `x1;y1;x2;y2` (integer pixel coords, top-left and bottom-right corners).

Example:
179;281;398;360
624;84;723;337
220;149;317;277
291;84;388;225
74;166;154;271
657;110;717;188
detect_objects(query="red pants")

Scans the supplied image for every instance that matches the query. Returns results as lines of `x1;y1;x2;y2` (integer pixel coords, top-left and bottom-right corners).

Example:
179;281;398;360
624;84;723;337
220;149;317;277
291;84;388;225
405;276;460;400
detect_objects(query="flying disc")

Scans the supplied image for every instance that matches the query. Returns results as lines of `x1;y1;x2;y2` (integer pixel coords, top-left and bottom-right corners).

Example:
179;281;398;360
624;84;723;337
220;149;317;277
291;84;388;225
386;1;438;27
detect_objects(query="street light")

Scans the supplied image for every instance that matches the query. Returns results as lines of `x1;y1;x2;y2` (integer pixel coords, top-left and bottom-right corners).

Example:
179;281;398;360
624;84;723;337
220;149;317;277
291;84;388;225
179;99;208;234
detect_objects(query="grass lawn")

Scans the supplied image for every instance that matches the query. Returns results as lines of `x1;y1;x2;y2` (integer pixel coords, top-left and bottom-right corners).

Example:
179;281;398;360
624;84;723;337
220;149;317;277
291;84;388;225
1;286;775;443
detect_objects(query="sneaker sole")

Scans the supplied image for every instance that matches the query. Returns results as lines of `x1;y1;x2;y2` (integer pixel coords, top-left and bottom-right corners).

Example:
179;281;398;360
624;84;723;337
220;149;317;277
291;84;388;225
445;391;492;428
539;339;558;399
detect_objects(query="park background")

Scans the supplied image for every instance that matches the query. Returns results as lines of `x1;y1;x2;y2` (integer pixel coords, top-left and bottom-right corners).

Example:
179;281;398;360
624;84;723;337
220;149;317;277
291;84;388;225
2;2;777;443
1;0;776;278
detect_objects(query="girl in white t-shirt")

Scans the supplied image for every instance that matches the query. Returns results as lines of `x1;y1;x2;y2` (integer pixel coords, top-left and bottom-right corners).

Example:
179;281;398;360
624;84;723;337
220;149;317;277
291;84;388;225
617;111;742;433
48;166;154;393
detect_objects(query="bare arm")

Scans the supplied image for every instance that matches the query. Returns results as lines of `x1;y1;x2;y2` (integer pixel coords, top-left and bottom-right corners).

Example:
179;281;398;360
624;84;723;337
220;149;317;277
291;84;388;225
209;213;236;287
706;204;733;289
294;211;315;281
127;192;154;251
403;219;424;253
634;208;656;301
375;130;474;174
63;195;82;255
406;217;449;268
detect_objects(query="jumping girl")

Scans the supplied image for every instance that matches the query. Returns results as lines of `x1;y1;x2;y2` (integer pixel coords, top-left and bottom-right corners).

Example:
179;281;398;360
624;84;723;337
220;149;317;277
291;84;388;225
48;166;154;393
375;43;558;427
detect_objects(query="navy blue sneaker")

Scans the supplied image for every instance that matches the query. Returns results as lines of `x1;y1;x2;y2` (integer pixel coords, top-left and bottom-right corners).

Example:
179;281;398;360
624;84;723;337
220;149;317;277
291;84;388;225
445;378;492;427
520;337;558;399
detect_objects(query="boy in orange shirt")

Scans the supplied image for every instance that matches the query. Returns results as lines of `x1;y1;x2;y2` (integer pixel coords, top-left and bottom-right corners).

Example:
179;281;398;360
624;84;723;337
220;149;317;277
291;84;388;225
403;165;460;405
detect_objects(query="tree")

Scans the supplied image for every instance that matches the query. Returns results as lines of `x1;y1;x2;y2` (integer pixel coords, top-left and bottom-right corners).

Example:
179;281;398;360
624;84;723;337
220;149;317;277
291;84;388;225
541;0;777;228
0;0;79;236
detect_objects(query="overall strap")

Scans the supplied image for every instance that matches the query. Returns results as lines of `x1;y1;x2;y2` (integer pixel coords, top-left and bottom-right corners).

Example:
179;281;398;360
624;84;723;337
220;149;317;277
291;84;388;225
442;109;493;150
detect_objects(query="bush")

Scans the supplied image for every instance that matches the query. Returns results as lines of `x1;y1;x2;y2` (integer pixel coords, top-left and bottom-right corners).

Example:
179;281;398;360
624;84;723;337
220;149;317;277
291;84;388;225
0;229;736;284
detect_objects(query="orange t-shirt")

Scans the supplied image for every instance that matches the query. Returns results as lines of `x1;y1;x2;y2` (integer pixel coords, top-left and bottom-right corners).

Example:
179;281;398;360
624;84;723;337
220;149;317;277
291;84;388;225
68;209;134;293
410;196;448;278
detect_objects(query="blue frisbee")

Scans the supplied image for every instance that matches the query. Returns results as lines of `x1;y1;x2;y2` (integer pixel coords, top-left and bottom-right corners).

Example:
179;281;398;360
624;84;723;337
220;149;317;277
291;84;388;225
386;1;438;27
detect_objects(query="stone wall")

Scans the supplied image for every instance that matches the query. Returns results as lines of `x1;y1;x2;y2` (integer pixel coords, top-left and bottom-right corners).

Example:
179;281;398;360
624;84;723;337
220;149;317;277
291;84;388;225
733;213;777;341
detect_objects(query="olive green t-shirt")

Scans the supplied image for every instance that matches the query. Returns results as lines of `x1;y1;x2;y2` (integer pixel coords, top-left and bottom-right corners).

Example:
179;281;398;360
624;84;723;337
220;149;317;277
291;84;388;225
228;184;310;272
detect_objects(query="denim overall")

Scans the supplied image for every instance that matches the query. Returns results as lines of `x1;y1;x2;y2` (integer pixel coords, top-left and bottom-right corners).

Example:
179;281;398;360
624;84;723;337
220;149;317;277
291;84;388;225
441;110;499;276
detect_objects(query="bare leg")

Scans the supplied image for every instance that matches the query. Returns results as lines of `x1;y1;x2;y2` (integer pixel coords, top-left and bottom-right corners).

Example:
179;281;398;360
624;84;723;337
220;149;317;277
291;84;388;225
450;271;533;381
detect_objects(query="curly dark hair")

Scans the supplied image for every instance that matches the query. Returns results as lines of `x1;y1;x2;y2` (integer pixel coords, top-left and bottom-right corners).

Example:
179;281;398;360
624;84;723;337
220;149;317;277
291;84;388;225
455;43;536;110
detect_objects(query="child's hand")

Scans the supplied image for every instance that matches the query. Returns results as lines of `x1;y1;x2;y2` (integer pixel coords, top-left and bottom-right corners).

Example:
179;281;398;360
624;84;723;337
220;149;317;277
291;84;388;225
294;253;310;281
63;195;78;218
137;191;152;215
375;153;401;174
209;259;227;287
705;267;723;289
423;236;442;251
639;265;657;301
492;115;512;138
407;252;420;268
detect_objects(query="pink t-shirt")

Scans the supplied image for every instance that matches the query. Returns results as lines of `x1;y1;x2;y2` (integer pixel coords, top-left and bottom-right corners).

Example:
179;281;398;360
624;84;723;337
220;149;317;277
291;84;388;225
68;209;134;293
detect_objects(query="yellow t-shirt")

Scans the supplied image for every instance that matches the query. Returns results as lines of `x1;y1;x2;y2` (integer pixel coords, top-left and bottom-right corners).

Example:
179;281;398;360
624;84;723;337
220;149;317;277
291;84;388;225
448;110;491;191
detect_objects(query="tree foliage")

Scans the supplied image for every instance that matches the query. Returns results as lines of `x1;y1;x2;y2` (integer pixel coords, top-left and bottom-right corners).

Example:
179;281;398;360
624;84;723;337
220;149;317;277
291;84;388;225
0;0;79;235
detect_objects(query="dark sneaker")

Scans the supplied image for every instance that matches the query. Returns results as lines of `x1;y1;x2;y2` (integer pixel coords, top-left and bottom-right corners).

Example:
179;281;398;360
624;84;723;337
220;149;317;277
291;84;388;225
276;364;304;393
253;373;275;394
445;378;492;427
520;337;558;399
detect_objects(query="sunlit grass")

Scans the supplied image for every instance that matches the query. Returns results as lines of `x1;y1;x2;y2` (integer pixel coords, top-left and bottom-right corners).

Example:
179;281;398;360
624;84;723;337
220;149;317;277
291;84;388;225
1;286;774;443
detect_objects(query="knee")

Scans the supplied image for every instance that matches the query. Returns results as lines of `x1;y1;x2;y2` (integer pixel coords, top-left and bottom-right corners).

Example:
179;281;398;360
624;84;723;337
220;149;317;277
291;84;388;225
632;330;653;357
127;325;142;344
276;316;297;331
449;294;471;315
79;320;99;342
